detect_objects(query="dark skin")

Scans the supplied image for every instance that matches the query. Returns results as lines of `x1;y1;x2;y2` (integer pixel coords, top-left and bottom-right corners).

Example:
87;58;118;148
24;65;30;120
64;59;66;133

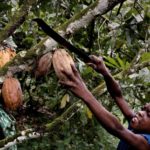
60;55;150;150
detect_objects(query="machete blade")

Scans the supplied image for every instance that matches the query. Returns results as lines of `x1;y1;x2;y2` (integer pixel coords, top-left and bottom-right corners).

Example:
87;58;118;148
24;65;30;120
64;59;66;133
32;18;90;62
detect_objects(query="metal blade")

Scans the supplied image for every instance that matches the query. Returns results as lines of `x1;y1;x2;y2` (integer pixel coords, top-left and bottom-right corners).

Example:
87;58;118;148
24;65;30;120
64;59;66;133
33;18;90;62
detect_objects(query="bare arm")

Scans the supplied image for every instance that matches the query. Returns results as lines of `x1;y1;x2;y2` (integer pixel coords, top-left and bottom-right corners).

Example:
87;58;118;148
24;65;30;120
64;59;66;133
59;65;149;150
103;71;134;120
88;55;135;120
81;93;149;150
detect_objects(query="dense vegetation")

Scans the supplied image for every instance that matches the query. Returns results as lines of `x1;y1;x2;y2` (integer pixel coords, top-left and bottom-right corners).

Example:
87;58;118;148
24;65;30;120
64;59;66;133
0;0;149;149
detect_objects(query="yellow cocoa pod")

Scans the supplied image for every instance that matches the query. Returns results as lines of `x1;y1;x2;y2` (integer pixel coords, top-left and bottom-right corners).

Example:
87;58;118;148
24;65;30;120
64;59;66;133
35;52;52;77
2;77;23;110
52;49;75;81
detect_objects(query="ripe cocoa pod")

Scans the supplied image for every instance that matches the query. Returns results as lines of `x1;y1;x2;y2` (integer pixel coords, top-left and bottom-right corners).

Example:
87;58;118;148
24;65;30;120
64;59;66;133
0;48;16;68
2;77;23;110
52;49;75;81
35;52;52;77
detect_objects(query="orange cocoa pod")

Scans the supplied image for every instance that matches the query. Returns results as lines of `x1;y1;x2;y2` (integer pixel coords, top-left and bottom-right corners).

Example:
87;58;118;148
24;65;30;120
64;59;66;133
0;48;16;67
2;77;23;110
35;52;52;77
52;49;75;81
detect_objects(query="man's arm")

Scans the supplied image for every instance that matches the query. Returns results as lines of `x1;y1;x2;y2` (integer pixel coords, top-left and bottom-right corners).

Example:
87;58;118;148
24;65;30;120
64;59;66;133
103;71;134;120
59;65;149;150
88;55;135;120
81;93;149;150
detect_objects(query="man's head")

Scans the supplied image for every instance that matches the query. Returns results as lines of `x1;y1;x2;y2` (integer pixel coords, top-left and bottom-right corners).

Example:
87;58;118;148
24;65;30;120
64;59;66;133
130;103;150;133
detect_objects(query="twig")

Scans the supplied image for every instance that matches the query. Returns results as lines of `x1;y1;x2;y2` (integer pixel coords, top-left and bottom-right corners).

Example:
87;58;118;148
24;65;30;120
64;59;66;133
116;1;125;16
0;129;44;150
0;101;82;149
133;0;144;20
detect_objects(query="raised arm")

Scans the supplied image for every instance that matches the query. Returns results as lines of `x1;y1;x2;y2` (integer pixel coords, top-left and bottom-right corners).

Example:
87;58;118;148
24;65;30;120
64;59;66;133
59;65;149;150
88;55;135;121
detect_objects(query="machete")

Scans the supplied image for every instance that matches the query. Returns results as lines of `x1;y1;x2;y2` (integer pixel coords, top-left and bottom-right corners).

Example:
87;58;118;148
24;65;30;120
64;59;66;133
32;18;90;62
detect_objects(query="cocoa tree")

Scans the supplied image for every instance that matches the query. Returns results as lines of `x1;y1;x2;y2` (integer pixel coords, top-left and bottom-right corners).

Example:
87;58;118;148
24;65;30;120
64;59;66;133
0;0;149;149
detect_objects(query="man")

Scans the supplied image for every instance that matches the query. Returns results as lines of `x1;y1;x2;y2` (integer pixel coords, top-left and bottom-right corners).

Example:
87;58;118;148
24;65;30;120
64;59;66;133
59;55;150;150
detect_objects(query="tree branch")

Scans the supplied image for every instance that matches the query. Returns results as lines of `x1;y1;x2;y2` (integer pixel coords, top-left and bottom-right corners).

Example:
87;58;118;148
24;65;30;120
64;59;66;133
0;0;127;78
0;101;81;149
0;129;43;150
0;0;38;44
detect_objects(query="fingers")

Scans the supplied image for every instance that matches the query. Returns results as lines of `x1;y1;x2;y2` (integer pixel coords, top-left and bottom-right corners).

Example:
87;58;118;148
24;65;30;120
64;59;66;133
71;64;78;74
60;64;78;78
89;55;103;63
71;64;84;81
89;55;99;62
59;64;83;85
60;66;78;82
89;55;98;60
59;79;73;88
70;64;81;78
61;68;73;80
87;63;97;70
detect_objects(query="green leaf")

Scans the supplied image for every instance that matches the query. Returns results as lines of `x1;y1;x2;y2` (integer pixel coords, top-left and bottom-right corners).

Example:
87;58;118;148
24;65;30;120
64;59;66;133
86;107;93;119
116;54;125;69
125;61;130;69
105;61;117;68
60;94;70;109
140;52;150;63
104;56;120;68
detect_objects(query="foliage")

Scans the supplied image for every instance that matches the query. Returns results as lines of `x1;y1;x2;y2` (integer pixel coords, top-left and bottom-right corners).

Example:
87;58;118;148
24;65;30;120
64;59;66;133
0;0;149;149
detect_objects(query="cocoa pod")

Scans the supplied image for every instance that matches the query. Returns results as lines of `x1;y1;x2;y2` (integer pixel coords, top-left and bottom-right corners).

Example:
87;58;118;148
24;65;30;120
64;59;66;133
0;48;16;68
35;52;52;77
2;77;23;110
52;49;75;81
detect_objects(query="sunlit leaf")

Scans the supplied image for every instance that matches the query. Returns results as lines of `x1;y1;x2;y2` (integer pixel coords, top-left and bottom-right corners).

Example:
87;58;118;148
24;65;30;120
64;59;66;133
104;56;120;68
140;52;150;63
60;94;70;109
86;107;93;119
105;61;117;68
116;54;125;69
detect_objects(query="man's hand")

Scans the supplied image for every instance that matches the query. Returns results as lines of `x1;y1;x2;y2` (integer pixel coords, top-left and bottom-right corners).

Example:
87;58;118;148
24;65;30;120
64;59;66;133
59;64;91;100
88;55;109;76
